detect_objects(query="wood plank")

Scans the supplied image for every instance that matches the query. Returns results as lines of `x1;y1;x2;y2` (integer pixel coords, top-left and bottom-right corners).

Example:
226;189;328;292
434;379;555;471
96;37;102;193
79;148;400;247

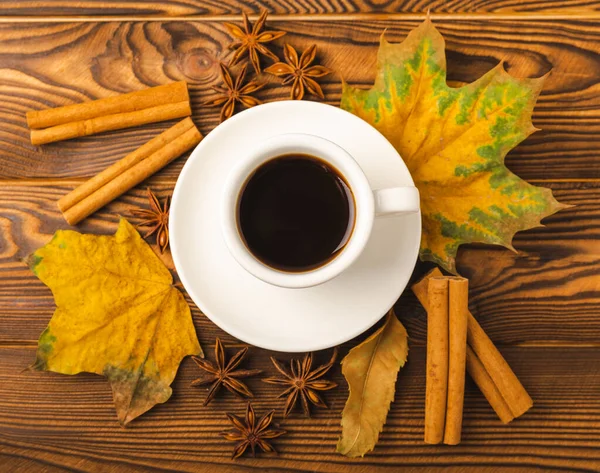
0;19;597;180
1;345;599;472
0;1;597;17
0;181;598;346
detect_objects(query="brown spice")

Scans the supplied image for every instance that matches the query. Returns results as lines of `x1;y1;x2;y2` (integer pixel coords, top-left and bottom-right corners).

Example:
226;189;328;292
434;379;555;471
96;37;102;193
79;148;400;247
224;10;286;74
130;187;171;253
59;119;201;226
205;63;264;122
262;348;338;417
412;268;533;424
265;44;332;100
445;277;469;445
191;338;262;406
221;402;286;459
27;82;191;145
424;277;450;445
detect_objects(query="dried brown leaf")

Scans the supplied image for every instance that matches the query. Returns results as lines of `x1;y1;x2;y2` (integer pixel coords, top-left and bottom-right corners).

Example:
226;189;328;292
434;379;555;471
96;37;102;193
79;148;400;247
336;310;409;457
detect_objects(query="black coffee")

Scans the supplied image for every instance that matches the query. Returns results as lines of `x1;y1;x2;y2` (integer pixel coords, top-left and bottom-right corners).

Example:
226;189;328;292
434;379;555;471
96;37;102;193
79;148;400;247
237;154;355;272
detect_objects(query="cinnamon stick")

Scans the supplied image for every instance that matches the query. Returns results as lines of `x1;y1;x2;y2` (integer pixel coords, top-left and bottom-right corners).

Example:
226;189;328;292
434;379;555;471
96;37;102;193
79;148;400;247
30;101;191;145
58;117;195;213
27;81;189;129
466;313;533;419
412;268;533;424
424;277;449;444
444;278;468;445
61;121;202;225
465;346;514;423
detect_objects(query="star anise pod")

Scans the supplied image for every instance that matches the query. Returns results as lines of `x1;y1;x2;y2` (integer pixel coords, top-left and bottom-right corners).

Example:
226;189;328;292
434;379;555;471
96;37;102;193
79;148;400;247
205;63;264;122
224;10;286;74
191;338;262;406
130;187;170;253
221;403;286;459
265;44;332;100
263;348;338;417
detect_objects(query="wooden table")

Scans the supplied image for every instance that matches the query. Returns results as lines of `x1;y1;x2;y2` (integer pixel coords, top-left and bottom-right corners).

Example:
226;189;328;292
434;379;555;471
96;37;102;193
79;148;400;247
1;1;599;472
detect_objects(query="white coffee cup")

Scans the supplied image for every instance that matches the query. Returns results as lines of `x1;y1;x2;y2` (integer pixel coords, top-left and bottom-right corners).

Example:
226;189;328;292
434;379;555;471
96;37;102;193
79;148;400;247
221;133;420;289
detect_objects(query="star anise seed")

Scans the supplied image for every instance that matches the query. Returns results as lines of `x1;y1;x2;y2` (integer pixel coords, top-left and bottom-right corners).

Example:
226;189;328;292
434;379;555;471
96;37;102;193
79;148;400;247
221;402;286;459
130;187;170;253
191;337;262;406
264;43;332;100
224;10;286;74
204;63;264;122
262;348;338;417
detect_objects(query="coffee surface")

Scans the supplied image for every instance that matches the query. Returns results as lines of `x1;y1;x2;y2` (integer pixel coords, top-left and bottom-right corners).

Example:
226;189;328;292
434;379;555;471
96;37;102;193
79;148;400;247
238;154;354;272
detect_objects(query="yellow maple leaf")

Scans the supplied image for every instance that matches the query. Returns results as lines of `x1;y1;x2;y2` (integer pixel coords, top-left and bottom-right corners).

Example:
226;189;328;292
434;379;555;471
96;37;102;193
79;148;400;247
341;19;568;274
28;218;202;425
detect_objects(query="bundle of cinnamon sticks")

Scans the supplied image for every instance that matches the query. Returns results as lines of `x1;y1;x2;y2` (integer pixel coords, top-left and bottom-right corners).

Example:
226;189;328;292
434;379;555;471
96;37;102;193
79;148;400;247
412;268;533;445
27;82;191;145
59;117;202;225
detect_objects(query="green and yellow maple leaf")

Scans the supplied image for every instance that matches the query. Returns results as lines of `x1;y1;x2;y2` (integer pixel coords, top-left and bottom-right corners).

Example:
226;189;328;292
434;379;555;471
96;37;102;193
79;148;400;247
341;19;567;273
28;218;202;425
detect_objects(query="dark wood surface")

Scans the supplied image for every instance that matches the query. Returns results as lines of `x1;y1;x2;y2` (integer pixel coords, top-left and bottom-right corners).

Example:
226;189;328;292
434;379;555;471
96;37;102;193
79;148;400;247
2;346;600;472
0;0;598;16
1;3;599;472
0;19;598;180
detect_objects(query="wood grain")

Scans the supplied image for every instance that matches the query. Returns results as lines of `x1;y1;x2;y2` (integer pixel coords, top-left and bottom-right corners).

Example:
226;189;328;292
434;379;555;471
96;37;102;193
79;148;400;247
1;3;599;472
1;345;600;472
0;19;598;180
0;0;598;17
0;182;598;346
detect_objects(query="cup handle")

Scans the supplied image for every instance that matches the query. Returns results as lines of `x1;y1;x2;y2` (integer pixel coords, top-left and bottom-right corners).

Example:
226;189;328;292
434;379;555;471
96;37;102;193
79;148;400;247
373;187;420;217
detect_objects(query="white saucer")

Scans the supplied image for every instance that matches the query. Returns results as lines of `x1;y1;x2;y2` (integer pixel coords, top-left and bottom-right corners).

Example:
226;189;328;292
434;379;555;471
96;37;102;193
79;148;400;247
170;101;421;352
